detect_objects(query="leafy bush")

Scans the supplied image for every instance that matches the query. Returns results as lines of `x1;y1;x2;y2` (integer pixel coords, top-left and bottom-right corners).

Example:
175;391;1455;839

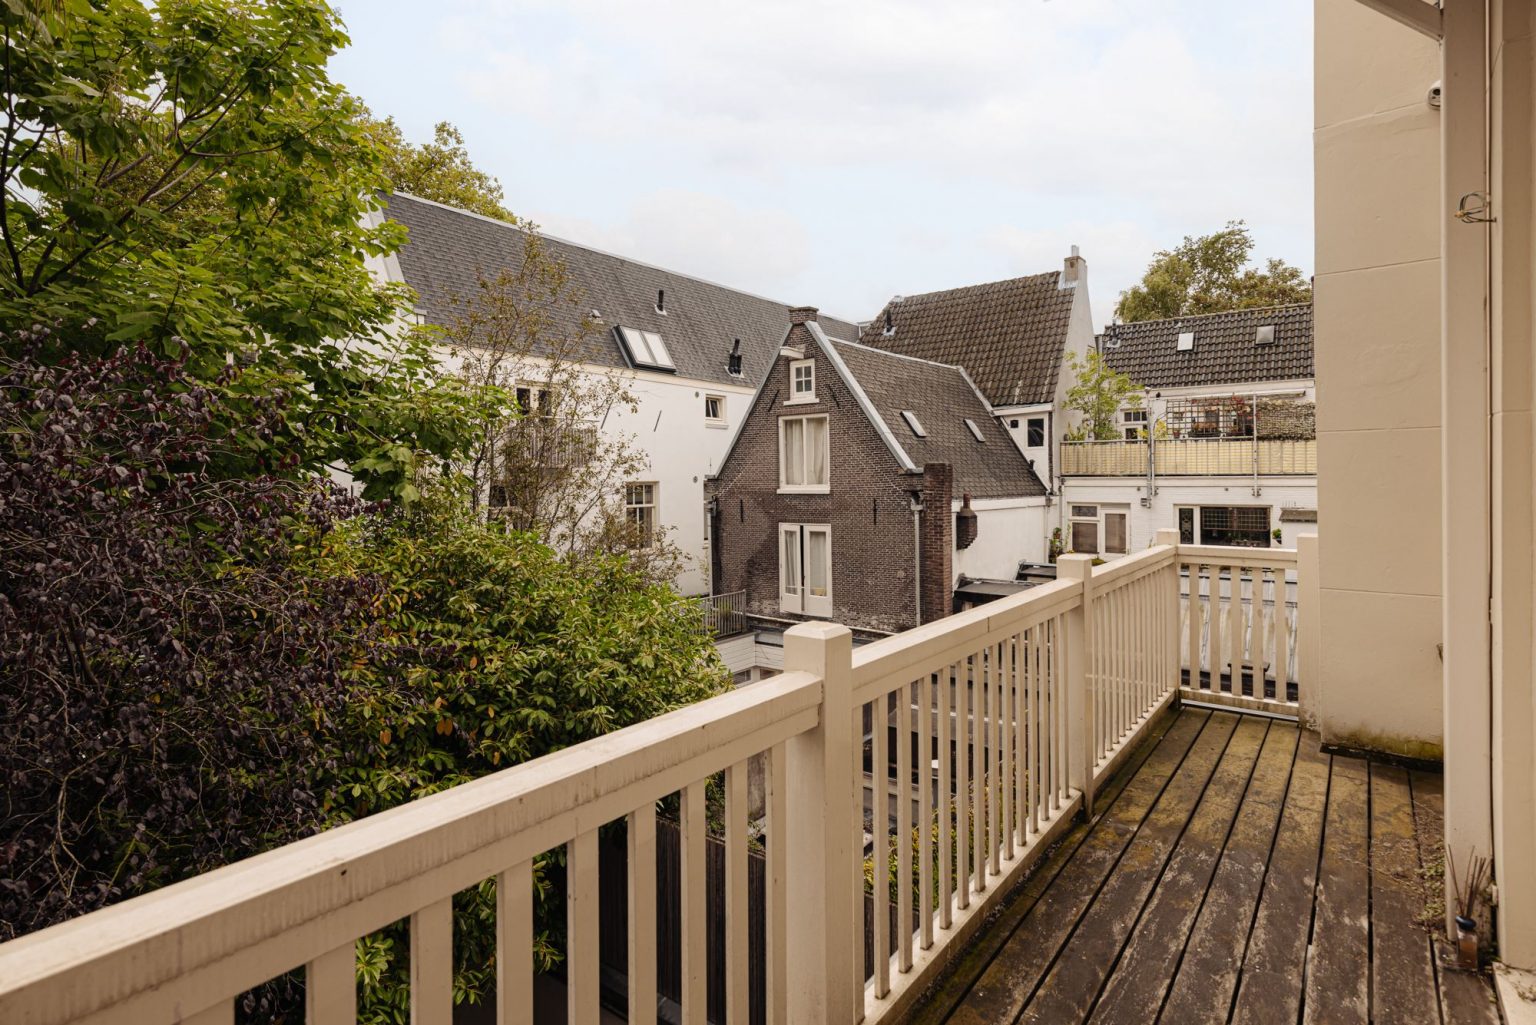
0;332;381;945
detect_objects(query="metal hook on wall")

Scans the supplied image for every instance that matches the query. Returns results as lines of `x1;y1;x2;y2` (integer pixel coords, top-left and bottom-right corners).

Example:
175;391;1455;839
1455;191;1496;223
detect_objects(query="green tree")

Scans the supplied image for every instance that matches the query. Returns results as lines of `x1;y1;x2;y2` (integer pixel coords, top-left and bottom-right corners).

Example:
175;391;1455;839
1115;221;1311;322
0;0;479;500
1063;349;1143;441
359;110;514;221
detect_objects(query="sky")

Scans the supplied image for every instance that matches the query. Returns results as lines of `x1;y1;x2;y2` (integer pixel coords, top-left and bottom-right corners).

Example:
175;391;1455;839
330;0;1314;330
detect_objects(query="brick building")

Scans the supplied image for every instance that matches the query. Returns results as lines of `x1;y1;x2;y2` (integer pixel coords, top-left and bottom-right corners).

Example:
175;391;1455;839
708;307;1048;637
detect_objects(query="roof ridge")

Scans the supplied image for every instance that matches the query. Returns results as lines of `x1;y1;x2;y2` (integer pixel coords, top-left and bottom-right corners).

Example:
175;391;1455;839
386;191;861;326
1104;301;1312;333
882;270;1061;307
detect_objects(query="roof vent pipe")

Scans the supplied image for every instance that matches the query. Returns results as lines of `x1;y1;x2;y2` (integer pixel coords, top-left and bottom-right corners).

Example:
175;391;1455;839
884;307;894;335
656;288;665;313
727;338;742;376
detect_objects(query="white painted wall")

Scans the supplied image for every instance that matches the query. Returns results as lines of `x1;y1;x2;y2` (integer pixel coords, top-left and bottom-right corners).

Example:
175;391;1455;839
996;403;1054;486
1060;478;1318;557
951;497;1050;581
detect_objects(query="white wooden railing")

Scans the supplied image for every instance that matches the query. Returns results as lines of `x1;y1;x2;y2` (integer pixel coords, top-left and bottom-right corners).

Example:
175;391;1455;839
0;540;1308;1025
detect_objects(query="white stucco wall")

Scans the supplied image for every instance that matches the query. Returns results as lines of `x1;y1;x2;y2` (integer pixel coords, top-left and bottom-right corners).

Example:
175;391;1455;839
952;498;1050;581
1060;478;1318;557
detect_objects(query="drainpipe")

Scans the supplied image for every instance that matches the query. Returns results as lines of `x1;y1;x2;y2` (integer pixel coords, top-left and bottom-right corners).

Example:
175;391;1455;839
910;493;925;626
1252;391;1261;498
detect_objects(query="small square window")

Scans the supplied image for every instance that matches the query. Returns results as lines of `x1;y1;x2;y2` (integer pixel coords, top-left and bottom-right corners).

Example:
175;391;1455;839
790;359;816;401
705;394;725;422
964;418;985;442
900;410;927;437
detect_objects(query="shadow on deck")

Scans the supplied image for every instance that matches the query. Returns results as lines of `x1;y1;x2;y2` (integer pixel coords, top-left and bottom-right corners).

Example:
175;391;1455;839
909;707;1503;1025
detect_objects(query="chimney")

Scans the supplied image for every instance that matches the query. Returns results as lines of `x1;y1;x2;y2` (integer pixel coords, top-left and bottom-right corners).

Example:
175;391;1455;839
1062;244;1085;288
918;463;954;625
955;493;978;550
788;305;818;325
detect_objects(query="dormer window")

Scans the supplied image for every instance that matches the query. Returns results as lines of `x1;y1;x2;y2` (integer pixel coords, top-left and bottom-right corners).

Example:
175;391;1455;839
1176;331;1195;352
616;326;676;372
788;359;816;403
901;410;927;437
964;418;986;442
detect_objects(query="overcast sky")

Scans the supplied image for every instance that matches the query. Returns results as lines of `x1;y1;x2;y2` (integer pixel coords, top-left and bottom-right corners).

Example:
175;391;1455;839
331;0;1313;330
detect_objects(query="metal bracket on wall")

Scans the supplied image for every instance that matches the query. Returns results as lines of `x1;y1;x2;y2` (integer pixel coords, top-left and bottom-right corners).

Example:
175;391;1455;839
1455;191;1496;224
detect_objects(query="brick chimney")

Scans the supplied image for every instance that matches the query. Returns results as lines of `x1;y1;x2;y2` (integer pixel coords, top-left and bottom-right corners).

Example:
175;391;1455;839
1062;244;1086;288
788;305;818;325
919;463;954;624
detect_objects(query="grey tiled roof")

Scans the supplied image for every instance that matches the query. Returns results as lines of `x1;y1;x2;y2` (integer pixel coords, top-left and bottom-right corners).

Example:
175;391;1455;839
821;336;1048;500
383;193;860;386
858;272;1078;408
1099;303;1313;390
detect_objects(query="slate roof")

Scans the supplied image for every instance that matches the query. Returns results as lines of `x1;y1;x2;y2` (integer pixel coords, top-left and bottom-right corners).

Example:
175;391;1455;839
857;272;1079;408
819;333;1048;500
382;193;860;387
1098;303;1313;390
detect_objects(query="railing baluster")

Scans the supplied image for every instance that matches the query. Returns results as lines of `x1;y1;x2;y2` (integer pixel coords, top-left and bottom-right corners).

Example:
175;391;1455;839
1230;566;1246;697
410;897;453;1025
1002;637;1015;861
971;653;986;896
680;783;707;1025
1210;566;1225;694
767;742;789;1025
567;830;600;1025
497;861;534;1025
896;681;914;972
955;659;970;910
307;942;356;1025
627;806;657;1025
1031;626;1043;832
991;642;1004;875
872;694;890;997
726;760;750;1024
1275;570;1292;699
938;665;953;928
917;673;934;951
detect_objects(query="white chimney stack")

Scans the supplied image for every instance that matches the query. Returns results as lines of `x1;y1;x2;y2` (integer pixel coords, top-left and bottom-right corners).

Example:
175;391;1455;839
1062;245;1086;288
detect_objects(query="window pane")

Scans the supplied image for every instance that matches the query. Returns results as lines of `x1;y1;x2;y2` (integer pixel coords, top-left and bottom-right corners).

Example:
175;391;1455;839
1070;505;1097;519
807;529;829;596
1105;513;1128;554
807;417;828;485
1071;521;1099;554
783;419;805;485
782;529;800;596
1178;507;1196;544
1027;419;1046;447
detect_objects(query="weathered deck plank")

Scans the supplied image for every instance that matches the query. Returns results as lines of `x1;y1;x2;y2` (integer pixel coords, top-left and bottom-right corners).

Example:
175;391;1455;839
941;709;1215;1025
1223;731;1330;1025
1300;753;1371;1025
1021;714;1265;1024
1097;720;1298;1025
1369;763;1440;1025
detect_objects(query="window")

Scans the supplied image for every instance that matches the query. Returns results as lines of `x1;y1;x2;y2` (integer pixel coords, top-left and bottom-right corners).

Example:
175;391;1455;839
1026;417;1046;447
1070;504;1099;554
963;418;986;442
1178;506;1196;544
1255;324;1276;345
704;394;725;425
1176;330;1195;352
1104;512;1128;554
514;384;553;416
615;326;676;372
789;359;816;402
625;482;658;547
779;414;829;491
900;410;927;437
780;523;832;616
1196;505;1271;548
1122;408;1149;441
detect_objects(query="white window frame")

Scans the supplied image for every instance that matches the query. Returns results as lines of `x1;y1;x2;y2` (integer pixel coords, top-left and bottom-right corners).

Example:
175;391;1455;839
780;522;832;616
1121;407;1149;441
624;482;658;548
704;393;726;427
778;413;830;493
786;359;817;404
1069;504;1100;555
1103;509;1129;555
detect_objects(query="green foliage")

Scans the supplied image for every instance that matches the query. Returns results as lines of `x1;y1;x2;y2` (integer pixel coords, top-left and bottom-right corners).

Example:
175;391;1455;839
1062;350;1143;441
1115;220;1311;323
312;480;731;1019
359;110;514;221
0;0;481;500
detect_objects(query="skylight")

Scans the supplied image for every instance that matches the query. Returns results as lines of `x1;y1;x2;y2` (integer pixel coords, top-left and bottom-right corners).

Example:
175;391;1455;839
616;326;676;372
964;418;986;442
901;410;927;437
1176;331;1195;352
1255;324;1276;345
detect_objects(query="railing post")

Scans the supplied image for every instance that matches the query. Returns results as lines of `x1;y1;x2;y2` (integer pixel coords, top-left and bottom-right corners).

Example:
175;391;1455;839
1296;534;1320;728
1057;554;1096;816
783;622;856;1025
1154;529;1182;696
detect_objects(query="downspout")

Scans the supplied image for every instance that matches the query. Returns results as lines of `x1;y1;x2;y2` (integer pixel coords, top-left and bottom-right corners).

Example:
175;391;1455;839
910;493;925;626
1252;391;1262;498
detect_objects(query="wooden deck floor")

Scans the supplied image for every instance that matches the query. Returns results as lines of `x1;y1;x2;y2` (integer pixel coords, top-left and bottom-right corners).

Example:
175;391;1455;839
910;706;1503;1025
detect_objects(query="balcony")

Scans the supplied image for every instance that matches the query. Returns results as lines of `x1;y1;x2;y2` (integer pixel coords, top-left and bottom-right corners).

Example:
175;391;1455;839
1060;437;1318;477
0;536;1495;1025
